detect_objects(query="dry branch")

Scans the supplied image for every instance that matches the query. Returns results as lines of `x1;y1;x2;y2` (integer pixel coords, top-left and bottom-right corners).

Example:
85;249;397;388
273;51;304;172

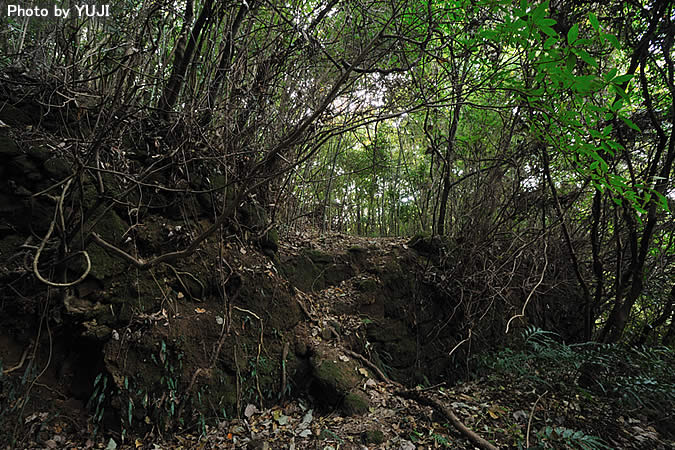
396;388;498;450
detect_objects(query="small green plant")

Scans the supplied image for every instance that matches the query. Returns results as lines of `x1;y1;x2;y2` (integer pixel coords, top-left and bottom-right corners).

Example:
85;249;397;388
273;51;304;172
87;372;109;429
476;327;675;411
534;426;610;449
476;327;675;447
431;432;452;447
320;428;344;443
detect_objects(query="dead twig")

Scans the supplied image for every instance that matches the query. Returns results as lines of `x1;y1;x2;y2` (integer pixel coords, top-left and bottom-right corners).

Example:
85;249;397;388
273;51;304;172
527;390;548;448
506;240;548;334
2;345;31;375
33;178;91;287
396;388;498;450
448;328;472;358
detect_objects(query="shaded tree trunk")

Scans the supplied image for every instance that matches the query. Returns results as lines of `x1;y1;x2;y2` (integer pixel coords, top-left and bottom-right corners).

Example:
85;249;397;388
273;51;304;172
636;285;675;345
158;0;214;116
436;103;461;235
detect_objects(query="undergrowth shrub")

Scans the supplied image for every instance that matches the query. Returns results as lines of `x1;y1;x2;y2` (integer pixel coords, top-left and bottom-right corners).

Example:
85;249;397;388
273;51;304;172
475;326;675;411
474;327;675;447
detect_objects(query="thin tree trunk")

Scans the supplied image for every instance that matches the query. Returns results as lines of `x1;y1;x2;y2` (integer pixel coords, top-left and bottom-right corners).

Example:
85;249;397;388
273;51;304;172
158;0;213;115
436;99;461;235
636;286;675;345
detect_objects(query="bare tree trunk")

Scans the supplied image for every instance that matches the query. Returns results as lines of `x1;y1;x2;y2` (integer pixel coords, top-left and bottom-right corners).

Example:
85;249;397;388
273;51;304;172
158;0;214;116
436;92;461;235
636;286;675;345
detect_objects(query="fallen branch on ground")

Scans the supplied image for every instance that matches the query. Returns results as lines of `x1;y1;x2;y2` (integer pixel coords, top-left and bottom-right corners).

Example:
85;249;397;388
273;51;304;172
396;388;498;450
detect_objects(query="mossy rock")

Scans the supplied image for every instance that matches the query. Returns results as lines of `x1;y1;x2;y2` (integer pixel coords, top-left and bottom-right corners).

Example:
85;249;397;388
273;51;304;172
310;355;360;406
77;210;129;280
347;245;367;254
366;320;409;343
185;369;238;420
280;248;353;291
342;390;370;416
238;201;268;229
259;228;279;253
407;232;447;255
85;243;123;280
0;235;24;261
0;193;17;215
324;263;354;286
380;265;415;302
26;146;50;162
237;271;301;332
9;154;39;177
64;295;108;319
382;337;417;367
82;320;113;341
366;320;418;368
347;246;368;265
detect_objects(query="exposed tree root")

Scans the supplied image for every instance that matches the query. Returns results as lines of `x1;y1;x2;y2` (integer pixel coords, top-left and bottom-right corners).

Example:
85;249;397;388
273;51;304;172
2;345;31;375
396;388;498;450
342;348;401;387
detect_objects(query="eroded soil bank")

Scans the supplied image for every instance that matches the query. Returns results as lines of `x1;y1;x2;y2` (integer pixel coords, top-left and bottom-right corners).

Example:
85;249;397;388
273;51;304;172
1;125;472;445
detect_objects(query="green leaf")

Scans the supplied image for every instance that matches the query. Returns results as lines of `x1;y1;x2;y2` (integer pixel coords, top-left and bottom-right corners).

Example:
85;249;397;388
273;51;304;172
574;48;598;68
531;1;548;21
589;13;599;32
566;53;577;72
612;74;633;84
585;104;604;113
611;83;631;100
567;24;579;44
604;67;618;81
620;115;641;132
653;191;670;212
610;99;624;112
604;33;620;49
543;36;557;49
600;141;615;157
573;74;598;93
540;25;557;37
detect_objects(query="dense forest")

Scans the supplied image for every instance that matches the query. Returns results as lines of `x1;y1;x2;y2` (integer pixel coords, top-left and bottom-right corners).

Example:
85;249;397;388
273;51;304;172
0;0;673;448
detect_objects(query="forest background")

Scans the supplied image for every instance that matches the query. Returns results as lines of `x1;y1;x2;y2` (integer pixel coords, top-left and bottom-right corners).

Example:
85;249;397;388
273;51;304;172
0;0;673;447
